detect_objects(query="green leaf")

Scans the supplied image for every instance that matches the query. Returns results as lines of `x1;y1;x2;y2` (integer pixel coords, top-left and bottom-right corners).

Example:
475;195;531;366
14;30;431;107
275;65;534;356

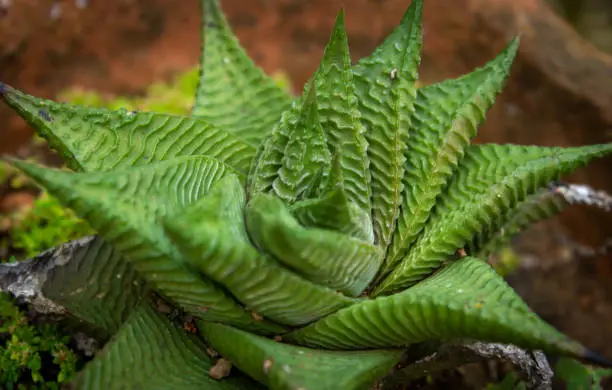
74;300;259;390
200;322;404;390
290;159;373;243
313;10;372;229
164;176;354;326
555;357;612;390
352;0;423;249
375;143;612;294
246;194;383;297
383;39;519;277
287;257;591;361
247;101;300;197
473;188;567;257
193;0;293;146
272;82;332;203
13;156;283;334
0;83;255;174
40;236;148;339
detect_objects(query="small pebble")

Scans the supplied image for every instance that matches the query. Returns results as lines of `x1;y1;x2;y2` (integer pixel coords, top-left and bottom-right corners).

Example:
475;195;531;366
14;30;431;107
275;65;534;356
209;358;232;379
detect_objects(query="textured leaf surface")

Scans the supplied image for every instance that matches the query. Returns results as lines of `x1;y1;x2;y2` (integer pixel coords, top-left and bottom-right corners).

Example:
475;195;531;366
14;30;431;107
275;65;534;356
291;185;373;243
473;189;568;257
272;83;331;203
287;257;590;360
352;0;422;249
164;176;354;326
246;194;383;297
42;236;148;338
375;143;612;294
201;322;404;390
0;83;255;174
74;301;259;390
14;157;283;334
314;11;372;227
248;102;300;197
193;0;293;146
383;39;518;277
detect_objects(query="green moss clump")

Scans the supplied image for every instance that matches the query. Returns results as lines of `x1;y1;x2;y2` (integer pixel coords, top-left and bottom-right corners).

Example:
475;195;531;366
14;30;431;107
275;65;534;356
0;292;78;388
10;192;94;259
58;67;292;115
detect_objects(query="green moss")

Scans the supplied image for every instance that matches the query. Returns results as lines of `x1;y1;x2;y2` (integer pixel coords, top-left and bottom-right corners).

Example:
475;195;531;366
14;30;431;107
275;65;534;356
10;192;94;259
57;67;292;115
0;292;78;387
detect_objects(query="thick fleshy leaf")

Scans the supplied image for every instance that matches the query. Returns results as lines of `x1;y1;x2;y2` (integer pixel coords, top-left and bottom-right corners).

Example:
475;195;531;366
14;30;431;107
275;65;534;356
352;0;423;249
200;322;404;390
13;156;283;334
473;188;568;257
248;101;300;197
0;83;255;174
164;176;354;326
291;185;373;244
375;143;612;295
272;83;332;202
74;300;259;390
383;39;519;278
314;11;372;227
287;257;593;361
41;236;148;338
246;194;383;297
193;0;293;146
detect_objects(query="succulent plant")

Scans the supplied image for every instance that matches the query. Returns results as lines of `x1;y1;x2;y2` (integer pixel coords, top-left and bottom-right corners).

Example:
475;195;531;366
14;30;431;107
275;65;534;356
1;0;611;388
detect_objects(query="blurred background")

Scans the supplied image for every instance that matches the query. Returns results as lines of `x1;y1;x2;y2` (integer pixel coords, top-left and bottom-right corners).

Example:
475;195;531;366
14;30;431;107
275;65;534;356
1;0;612;387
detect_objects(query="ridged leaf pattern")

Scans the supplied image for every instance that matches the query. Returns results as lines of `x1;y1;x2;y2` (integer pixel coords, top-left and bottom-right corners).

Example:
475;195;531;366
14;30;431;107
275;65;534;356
164;176;354;326
193;0;293;146
41;236;148;339
382;39;519;278
246;194;383;296
201;321;403;390
290;179;374;243
272;83;332;202
13;157;284;334
248;101;301;197
375;143;612;294
314;11;372;232
74;301;259;389
2;0;611;387
473;188;568;257
0;84;255;174
287;257;587;357
352;0;422;250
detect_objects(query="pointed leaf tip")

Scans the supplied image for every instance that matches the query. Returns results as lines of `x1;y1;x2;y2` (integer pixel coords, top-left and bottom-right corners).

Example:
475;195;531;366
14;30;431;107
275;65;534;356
1;84;256;174
335;8;346;26
381;36;520;280
287;257;589;360
195;0;293;145
352;0;423;250
201;322;403;390
0;81;8;95
501;36;520;67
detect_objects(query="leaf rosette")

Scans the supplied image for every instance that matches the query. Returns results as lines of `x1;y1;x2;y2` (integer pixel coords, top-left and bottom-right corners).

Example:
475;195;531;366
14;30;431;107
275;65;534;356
1;0;611;388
